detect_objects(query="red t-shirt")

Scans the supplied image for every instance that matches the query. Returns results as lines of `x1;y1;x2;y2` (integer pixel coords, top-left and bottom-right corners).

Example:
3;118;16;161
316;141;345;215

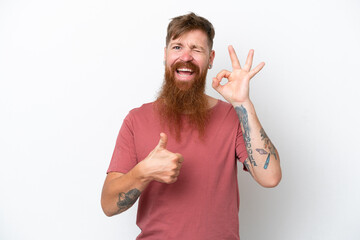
108;100;248;240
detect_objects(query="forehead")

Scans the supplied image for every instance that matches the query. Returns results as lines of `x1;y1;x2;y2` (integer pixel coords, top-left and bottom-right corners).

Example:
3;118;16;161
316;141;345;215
169;30;209;48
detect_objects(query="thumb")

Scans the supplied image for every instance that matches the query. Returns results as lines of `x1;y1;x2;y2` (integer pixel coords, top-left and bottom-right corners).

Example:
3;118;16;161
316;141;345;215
156;132;168;149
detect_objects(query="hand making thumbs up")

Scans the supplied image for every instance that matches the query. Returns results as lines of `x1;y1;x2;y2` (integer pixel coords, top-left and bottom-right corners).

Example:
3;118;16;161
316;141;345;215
140;133;184;184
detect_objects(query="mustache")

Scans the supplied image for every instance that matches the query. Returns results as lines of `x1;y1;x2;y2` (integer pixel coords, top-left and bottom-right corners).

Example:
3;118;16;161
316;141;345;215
171;61;200;74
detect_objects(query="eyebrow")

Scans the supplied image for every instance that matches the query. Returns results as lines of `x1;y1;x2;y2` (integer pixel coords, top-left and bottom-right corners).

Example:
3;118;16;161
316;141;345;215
170;42;183;47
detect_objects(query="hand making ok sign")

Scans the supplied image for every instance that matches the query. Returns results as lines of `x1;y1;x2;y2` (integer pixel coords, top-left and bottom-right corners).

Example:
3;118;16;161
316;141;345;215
212;45;265;105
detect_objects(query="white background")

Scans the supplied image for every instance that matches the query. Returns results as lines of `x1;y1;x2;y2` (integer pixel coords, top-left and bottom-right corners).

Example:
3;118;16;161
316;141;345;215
1;0;359;239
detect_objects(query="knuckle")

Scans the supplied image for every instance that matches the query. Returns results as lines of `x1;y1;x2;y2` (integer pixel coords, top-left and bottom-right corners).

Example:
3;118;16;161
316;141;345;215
165;176;176;184
170;169;177;176
171;154;180;162
171;177;178;183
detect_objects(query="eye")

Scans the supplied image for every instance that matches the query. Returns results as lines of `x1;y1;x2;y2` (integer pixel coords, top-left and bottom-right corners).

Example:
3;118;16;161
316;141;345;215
192;47;202;53
173;46;181;50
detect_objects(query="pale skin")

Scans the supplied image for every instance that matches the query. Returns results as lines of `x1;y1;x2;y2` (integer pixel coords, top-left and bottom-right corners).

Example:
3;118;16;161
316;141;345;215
101;30;281;217
212;45;282;187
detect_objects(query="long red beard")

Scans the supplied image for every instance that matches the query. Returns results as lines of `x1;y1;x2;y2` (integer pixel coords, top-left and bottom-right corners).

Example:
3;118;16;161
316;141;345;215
155;61;210;141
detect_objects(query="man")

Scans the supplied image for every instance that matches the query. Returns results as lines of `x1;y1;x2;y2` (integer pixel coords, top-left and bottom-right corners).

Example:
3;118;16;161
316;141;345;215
101;12;281;239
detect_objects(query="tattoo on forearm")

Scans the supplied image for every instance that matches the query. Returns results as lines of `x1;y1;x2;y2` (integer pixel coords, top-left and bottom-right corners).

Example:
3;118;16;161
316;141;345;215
264;154;271;169
256;148;268;155
260;128;277;169
243;158;253;177
117;188;141;213
235;105;257;166
260;128;277;159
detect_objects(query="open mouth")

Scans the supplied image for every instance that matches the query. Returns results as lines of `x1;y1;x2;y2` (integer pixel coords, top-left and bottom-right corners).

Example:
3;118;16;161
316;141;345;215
176;68;194;76
171;61;199;82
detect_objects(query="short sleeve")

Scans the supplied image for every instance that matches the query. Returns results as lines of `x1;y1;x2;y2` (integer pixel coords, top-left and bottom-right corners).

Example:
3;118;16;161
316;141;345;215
235;122;249;171
107;113;138;174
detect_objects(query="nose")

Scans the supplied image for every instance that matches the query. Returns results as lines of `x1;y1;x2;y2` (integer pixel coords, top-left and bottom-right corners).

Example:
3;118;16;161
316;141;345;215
180;49;193;62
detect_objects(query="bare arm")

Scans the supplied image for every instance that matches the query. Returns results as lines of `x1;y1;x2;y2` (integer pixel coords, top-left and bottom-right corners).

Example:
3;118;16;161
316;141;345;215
101;168;149;216
101;133;183;216
235;101;281;187
212;46;281;187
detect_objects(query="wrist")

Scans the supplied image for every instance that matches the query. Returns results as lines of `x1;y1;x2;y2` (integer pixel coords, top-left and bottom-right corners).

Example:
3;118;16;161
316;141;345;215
129;161;152;186
231;99;253;108
134;161;153;184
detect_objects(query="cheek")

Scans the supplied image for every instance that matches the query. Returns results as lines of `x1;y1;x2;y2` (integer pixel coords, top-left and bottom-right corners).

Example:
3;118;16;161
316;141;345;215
198;62;209;72
195;55;209;66
166;58;176;67
166;53;180;64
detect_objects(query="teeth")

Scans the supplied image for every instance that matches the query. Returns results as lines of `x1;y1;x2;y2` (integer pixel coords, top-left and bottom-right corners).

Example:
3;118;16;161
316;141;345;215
177;68;193;72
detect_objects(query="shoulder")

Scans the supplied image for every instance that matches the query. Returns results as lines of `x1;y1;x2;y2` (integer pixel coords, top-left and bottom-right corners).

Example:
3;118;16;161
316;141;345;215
208;99;240;126
216;99;233;109
212;99;236;115
128;102;155;116
125;102;157;125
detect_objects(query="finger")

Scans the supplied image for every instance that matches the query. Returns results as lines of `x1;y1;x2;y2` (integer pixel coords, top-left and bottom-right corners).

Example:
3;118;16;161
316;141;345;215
244;49;254;71
212;77;223;93
173;170;180;177
176;153;184;163
228;45;241;70
215;69;231;80
212;69;231;92
157;132;168;149
175;163;182;170
177;162;183;170
249;62;265;78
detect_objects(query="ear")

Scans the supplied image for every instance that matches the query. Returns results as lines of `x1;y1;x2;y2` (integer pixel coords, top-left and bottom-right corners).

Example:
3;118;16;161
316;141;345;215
209;50;215;66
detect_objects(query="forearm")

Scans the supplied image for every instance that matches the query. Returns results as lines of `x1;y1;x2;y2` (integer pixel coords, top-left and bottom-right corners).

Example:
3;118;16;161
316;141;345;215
101;162;152;216
234;101;281;187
